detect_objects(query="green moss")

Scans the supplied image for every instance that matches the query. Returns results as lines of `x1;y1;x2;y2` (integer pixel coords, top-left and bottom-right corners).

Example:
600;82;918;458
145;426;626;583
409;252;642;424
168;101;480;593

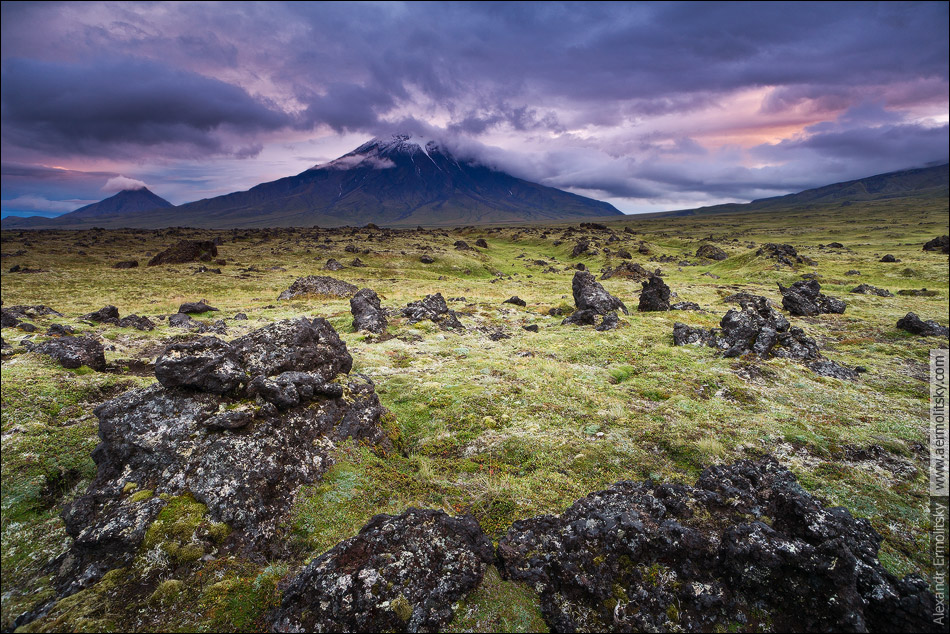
391;594;413;623
129;488;153;503
140;494;227;565
445;566;548;633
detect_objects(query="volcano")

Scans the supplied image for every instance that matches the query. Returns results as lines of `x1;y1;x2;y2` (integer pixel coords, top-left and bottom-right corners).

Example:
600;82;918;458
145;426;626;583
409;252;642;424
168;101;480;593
4;134;622;229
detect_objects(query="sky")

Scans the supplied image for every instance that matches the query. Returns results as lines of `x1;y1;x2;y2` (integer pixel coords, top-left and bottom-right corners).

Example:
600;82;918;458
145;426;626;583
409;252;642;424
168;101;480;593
1;1;948;219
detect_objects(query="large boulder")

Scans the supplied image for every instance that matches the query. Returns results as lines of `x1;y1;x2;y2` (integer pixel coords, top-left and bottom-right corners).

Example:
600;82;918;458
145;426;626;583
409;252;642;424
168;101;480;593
696;243;728;260
81;305;120;325
274;509;494;632
923;235;949;254
147;240;217;266
178;301;218;314
896;312;949;338
851;284;893;297
27;336;106;371
779;280;846;315
56;318;387;597
350;288;388;334
278;275;358;300
2;304;63;328
673;295;856;378
498;457;937;633
401;293;464;330
756;243;811;267
570;271;627;315
600;261;655;281
638;276;671;312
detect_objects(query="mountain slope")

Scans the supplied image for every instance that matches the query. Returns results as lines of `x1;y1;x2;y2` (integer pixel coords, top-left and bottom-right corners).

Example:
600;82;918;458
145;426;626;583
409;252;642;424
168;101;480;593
150;134;623;228
3;188;173;228
3;135;621;229
666;163;949;217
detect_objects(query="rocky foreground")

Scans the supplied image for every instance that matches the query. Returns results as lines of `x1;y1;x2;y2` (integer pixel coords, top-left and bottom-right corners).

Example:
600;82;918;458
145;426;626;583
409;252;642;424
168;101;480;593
11;315;937;633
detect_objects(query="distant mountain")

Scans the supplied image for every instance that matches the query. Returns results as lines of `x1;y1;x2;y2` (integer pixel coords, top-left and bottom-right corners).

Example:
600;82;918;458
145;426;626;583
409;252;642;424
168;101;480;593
3;187;173;228
665;164;949;217
2;134;621;229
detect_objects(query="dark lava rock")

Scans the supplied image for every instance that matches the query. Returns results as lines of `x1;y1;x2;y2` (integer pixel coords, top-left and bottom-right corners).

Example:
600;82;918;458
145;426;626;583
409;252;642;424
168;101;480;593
1;310;20;329
350;288;388;334
638;276;671;312
779;280;846;316
117;314;155;331
756;243;806;267
673;295;855;378
147;240;217;266
571;239;590;257
897;312;950;338
27;336;106;371
401;293;464;330
845;269;861;276
274;509;494;633
323;258;344;271
46;323;75;337
112;260;138;269
82;305;120;325
498;457;937;633
568;271;628;316
3;305;63;323
155;336;246;394
601;261;655;281
595;312;620;331
897;288;940;297
522;324;539;333
851;284;893;297
475;238;488;248
234;313;248;320
168;313;193;328
696;243;728;260
808;359;859;380
923;235;949;254
178;301;218;314
420;255;435;264
344;244;359;253
671;301;702;311
454;240;473;251
827;241;844;248
56;318;387;597
615;249;632;260
17;322;38;332
503;296;527;307
880;254;899;263
350;257;366;267
278;275;358;300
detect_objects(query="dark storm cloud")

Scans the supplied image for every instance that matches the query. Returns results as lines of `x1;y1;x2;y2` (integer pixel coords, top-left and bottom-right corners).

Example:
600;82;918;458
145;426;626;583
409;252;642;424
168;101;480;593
1;58;291;158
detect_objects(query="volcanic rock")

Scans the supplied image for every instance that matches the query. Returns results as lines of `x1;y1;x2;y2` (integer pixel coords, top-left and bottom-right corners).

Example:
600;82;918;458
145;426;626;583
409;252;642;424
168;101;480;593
601;261;655;281
401;293;464;330
498;457;937;633
323;258;343;271
274;509;494;633
696;243;728;260
27;336;106;371
57;318;387;597
117;314;155;331
923;235;949;253
82;305;120;325
756;243;807;267
147;240;217;266
420;255;435;264
178;301;218;314
880;254;899;263
112;260;138;269
503;296;527;307
638;276;671;311
475;238;488;248
778;280;846;315
350;288;388;334
851;284;893;297
571;239;590;257
278;275;358;300
46;323;75;337
569;271;628;315
896;312;950;338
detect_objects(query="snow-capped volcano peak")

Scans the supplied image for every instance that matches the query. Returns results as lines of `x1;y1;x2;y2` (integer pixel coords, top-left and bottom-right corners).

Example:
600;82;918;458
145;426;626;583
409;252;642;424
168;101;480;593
311;133;446;171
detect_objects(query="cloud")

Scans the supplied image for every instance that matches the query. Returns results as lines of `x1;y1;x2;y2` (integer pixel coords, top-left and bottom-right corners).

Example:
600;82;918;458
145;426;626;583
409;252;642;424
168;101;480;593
316;154;396;170
103;175;148;192
2;194;93;214
1;58;293;159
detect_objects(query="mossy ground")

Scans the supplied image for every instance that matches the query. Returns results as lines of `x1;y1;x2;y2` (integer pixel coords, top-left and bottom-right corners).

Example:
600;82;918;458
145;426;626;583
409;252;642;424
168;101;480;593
2;194;947;631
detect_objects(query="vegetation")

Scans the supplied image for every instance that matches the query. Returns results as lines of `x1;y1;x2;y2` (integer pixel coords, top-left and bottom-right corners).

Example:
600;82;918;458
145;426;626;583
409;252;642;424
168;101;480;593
2;192;947;631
